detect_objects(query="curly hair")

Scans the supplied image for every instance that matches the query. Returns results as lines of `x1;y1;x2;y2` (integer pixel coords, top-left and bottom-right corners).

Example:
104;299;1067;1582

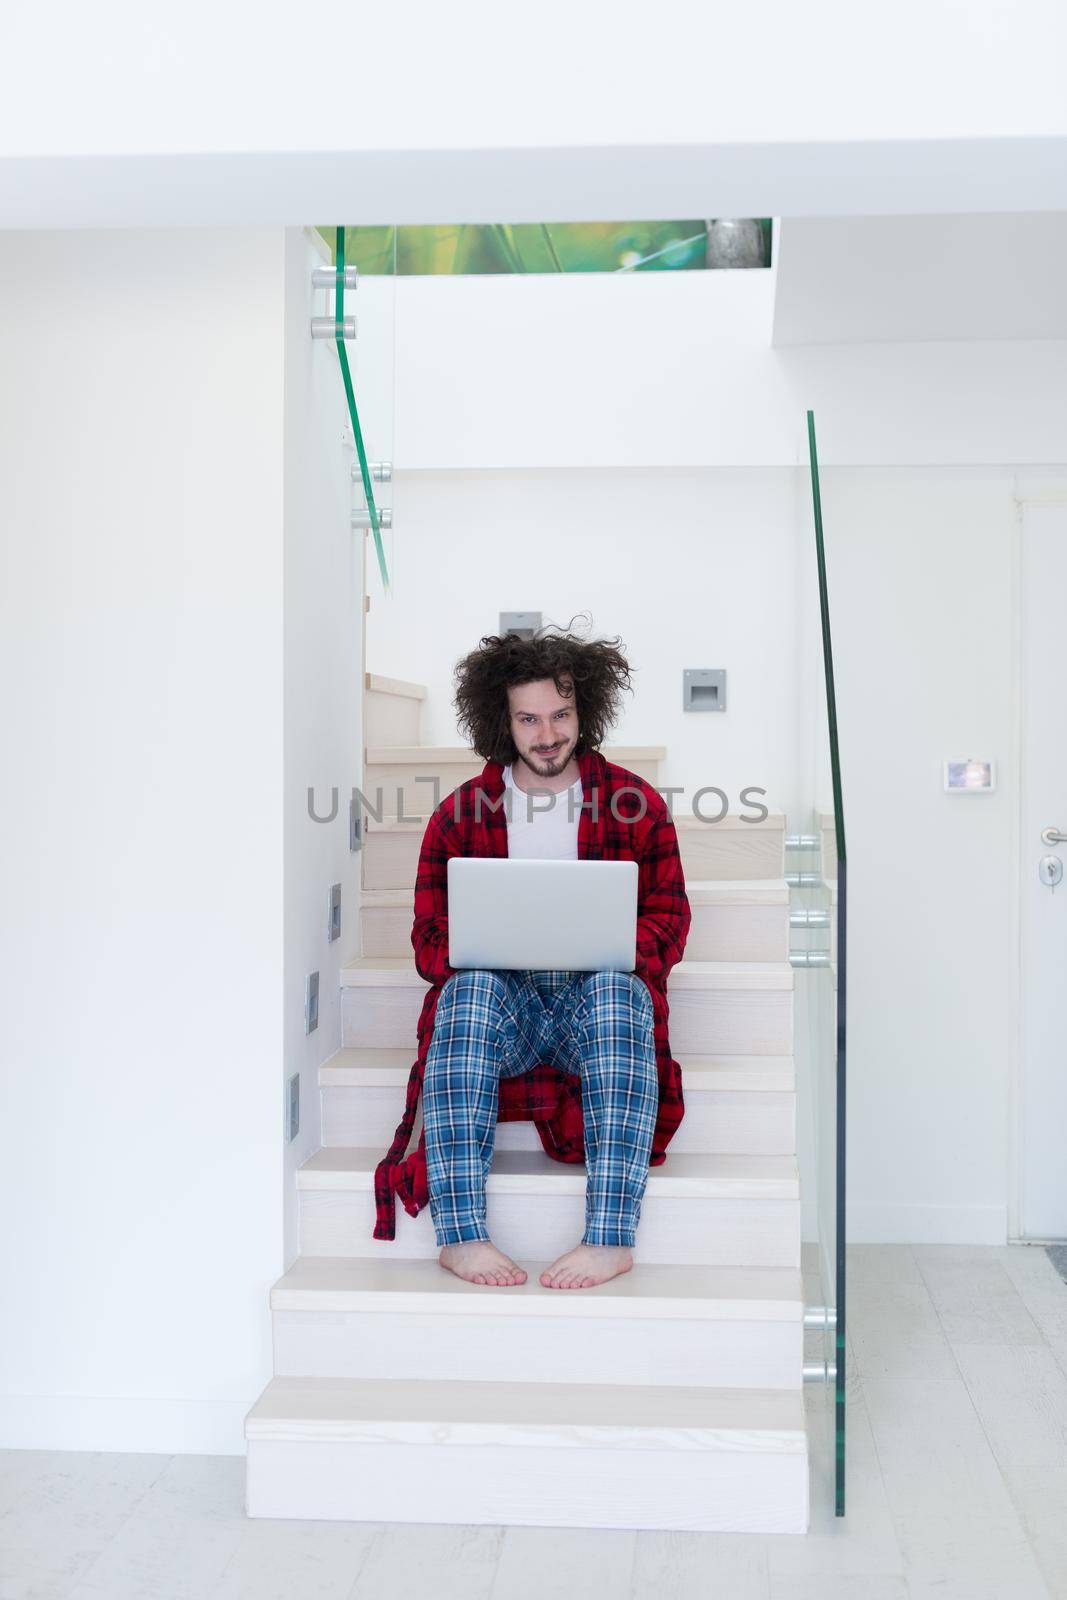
453;616;634;764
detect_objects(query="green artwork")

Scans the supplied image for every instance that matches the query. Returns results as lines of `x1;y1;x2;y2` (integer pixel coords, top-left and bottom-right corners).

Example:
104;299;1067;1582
314;220;772;275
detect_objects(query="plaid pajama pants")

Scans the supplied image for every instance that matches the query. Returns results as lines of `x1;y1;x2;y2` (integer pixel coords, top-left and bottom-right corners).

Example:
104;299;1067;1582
422;967;658;1249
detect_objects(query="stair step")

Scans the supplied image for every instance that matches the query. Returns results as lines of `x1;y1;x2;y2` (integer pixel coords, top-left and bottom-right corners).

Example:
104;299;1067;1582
361;878;790;906
363;745;667;821
271;1254;803;1317
488;1103;793;1155
339;958;794;1058
364;743;667;766
364;675;426;745
364;672;427;700
363;813;786;835
300;1146;798;1198
270;1256;804;1389
320;1047;796;1156
340;956;794;990
321;1046;795;1092
360;809;787;885
360;877;792;962
244;1375;809;1531
297;1148;800;1267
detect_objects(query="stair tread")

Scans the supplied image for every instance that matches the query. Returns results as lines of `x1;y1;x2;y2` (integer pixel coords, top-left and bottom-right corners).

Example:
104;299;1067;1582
365;672;427;700
365;744;667;764
364;810;787;832
674;813;785;829
245;1373;807;1447
361;878;792;908
340;955;795;990
270;1254;804;1319
319;1046;795;1091
298;1146;799;1198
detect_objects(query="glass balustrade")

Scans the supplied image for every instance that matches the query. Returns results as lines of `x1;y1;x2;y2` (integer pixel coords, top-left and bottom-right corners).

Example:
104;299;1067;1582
792;409;847;1515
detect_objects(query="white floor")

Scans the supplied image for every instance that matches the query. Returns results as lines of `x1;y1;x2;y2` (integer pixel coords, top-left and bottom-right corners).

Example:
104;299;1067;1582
2;1244;1066;1600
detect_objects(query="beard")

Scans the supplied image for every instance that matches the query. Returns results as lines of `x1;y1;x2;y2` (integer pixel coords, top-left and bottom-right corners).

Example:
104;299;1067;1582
520;735;575;773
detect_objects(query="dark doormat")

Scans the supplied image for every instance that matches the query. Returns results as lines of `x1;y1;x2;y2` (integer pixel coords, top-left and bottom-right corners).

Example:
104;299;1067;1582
1047;1245;1067;1284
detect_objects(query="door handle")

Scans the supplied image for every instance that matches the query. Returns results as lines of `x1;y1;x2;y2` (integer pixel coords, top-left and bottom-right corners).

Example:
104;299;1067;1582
1041;826;1067;845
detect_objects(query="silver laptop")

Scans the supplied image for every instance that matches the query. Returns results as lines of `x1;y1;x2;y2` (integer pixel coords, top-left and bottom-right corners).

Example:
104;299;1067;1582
446;858;638;972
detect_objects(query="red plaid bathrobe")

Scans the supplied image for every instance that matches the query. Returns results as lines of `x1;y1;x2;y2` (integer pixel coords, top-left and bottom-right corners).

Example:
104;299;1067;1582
372;744;692;1239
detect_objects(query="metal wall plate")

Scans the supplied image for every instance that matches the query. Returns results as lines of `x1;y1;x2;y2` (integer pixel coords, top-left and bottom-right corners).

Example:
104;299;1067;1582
684;668;726;712
500;611;542;639
287;1072;300;1142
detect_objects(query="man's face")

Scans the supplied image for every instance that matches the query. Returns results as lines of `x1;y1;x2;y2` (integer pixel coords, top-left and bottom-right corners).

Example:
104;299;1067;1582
506;676;580;778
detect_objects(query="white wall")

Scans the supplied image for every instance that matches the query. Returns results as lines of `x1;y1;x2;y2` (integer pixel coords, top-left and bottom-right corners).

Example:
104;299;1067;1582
370;467;803;819
774;213;1067;344
824;466;1041;1244
350;272;1067;471
0;226;356;1456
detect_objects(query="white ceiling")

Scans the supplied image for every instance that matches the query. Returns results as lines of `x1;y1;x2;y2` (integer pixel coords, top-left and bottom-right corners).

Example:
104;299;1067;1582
773;213;1067;344
3;1;1066;159
2;144;1067;232
2;2;1066;230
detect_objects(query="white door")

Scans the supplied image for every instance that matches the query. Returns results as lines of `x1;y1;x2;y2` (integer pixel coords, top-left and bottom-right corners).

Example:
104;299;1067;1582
1020;501;1067;1240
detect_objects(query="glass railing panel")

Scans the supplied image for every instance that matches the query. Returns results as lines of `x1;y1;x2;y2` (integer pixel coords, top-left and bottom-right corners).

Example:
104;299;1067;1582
792;410;846;1516
315;225;397;596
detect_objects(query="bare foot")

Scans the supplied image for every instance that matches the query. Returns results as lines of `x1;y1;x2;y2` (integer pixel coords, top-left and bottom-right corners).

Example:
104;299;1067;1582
539;1243;633;1289
439;1240;528;1287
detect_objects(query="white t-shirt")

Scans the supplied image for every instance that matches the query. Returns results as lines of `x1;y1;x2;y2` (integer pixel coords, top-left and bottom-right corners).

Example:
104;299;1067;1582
502;762;584;859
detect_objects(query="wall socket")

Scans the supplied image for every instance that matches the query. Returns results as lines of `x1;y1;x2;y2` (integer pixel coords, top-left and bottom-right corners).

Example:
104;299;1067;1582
287;1072;300;1142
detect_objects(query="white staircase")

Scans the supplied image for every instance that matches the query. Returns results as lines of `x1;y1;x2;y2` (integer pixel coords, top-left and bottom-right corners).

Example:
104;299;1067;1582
244;673;810;1532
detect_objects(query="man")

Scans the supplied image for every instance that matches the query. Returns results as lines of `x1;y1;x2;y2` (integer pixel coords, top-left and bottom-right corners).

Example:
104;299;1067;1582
371;629;691;1290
